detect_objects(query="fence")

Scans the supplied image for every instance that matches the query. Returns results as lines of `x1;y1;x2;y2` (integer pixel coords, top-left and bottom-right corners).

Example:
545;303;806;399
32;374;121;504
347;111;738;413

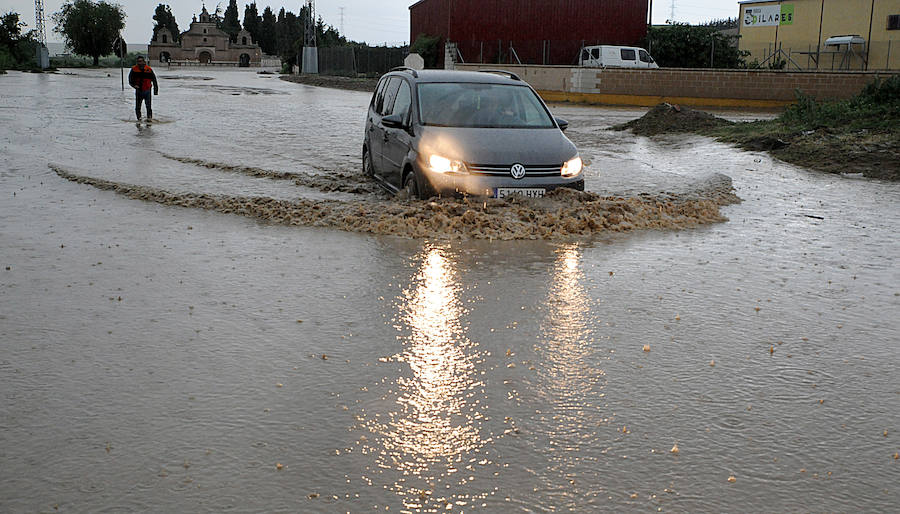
741;40;898;71
456;63;900;108
449;40;606;66
444;38;898;71
316;46;408;77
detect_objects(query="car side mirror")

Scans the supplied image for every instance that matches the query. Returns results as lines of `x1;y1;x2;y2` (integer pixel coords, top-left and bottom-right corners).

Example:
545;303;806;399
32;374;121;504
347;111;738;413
382;114;404;129
555;117;569;132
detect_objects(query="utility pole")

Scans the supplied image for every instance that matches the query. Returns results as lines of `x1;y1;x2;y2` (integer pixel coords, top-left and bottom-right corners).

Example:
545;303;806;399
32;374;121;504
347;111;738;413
301;0;318;74
33;0;49;68
34;0;46;45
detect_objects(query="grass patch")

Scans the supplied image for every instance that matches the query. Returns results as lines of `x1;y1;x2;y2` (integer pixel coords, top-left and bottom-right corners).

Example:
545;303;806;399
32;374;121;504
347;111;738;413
705;75;900;180
617;75;900;180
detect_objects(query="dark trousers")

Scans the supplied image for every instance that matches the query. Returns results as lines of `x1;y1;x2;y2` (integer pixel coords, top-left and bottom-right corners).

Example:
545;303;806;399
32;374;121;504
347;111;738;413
135;89;152;119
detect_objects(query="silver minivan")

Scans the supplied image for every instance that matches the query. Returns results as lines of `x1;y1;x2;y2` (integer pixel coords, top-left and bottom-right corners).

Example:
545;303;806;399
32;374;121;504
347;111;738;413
362;68;585;199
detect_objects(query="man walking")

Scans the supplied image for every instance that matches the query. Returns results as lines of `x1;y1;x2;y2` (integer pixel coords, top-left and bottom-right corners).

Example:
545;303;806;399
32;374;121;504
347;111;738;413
129;56;159;121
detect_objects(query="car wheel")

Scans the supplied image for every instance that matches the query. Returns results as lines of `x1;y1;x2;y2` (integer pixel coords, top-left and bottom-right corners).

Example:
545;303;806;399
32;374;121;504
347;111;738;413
362;148;374;177
402;171;420;200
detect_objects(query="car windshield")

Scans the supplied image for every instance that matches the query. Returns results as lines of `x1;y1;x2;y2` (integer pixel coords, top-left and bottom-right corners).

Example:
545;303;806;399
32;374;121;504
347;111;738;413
417;82;556;128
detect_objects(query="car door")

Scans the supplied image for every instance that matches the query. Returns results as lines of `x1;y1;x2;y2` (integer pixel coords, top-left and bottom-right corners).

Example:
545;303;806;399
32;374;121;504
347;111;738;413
381;78;413;189
371;77;401;182
366;77;390;174
620;48;638;67
639;49;657;68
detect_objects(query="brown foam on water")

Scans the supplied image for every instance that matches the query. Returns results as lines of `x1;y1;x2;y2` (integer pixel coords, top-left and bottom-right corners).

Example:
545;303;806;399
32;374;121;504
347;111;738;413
50;165;739;240
160;154;382;195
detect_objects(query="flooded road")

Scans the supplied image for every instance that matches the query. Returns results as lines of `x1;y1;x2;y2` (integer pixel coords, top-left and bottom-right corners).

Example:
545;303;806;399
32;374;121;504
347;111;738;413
1;69;899;512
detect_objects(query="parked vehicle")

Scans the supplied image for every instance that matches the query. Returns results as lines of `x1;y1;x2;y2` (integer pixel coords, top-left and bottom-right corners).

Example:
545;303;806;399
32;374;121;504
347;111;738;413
579;45;658;68
362;68;585;199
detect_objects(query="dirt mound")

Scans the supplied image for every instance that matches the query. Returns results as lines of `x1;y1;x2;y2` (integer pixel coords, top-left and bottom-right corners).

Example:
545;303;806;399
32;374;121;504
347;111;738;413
51;165;739;241
614;103;733;136
280;74;379;92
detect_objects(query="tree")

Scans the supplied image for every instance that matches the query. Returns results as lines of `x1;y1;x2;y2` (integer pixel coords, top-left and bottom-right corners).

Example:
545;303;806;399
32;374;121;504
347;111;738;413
698;18;739;31
257;6;276;55
242;2;260;45
643;23;748;69
152;4;179;43
316;16;345;48
1;11;25;49
52;0;125;66
1;11;39;70
410;34;441;68
275;8;302;66
220;0;241;43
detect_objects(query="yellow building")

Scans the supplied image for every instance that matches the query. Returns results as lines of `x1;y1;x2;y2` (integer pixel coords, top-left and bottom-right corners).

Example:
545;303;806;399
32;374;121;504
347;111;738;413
738;0;900;70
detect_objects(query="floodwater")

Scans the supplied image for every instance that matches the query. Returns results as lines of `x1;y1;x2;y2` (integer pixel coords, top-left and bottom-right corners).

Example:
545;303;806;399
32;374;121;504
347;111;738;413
1;69;898;512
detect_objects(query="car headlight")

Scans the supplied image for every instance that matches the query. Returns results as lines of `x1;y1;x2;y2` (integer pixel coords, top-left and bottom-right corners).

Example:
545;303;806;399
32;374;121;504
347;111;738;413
561;156;583;177
428;154;468;174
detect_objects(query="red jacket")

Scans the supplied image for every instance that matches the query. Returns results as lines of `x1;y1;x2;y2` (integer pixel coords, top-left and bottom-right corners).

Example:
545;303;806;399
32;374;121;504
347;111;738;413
129;64;158;92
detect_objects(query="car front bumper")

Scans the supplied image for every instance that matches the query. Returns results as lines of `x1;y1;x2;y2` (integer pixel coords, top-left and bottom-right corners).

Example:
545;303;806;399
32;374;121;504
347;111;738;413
417;169;585;198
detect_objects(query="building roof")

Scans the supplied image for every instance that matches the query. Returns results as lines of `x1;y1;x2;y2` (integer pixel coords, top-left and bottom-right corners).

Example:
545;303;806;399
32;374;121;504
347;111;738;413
738;0;779;4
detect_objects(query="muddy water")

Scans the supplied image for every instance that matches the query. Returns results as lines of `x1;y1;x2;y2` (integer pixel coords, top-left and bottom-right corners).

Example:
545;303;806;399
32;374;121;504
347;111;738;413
1;70;899;512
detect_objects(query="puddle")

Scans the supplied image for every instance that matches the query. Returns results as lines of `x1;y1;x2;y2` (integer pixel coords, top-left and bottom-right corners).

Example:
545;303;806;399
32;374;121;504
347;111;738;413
178;84;288;95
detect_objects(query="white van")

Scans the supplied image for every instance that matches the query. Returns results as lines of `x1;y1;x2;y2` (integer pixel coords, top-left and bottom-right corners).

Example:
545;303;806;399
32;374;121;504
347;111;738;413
579;45;659;69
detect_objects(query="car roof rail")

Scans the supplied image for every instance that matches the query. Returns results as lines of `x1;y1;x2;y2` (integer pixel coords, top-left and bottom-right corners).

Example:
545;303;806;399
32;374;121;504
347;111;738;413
477;69;522;81
390;66;419;78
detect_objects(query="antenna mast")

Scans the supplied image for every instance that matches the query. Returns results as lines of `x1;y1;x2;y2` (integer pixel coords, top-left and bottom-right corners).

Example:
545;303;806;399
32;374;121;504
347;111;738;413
301;0;318;73
34;0;47;45
669;0;676;22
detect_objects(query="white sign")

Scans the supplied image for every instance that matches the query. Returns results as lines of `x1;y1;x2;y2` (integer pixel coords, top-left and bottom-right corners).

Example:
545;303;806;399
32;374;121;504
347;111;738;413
743;4;794;27
404;53;425;70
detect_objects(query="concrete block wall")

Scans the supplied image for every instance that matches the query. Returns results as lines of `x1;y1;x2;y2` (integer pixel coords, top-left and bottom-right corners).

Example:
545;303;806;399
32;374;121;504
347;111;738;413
456;63;899;108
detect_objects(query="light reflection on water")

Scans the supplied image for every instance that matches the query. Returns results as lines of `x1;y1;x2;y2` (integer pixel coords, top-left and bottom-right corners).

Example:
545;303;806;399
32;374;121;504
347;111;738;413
365;245;488;510
525;245;611;507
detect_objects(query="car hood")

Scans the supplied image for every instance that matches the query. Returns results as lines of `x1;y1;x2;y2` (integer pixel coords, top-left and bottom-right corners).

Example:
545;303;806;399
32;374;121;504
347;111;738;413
417;126;577;165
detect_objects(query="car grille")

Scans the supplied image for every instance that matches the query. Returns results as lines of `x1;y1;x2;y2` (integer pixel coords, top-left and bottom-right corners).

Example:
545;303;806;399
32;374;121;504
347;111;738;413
467;164;562;177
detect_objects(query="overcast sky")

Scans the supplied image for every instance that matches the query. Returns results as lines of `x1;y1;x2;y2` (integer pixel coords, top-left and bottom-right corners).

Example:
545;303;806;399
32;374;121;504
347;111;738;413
5;0;741;46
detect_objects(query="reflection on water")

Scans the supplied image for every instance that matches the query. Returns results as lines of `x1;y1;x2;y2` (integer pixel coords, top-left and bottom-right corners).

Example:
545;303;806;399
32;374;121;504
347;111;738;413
364;245;488;510
526;244;610;506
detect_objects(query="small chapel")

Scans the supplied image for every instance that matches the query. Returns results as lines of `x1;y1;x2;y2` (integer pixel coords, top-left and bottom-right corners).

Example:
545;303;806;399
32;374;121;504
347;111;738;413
148;4;262;66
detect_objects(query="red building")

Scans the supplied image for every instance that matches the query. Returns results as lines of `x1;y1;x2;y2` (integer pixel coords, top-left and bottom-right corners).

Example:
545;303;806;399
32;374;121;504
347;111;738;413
409;0;650;67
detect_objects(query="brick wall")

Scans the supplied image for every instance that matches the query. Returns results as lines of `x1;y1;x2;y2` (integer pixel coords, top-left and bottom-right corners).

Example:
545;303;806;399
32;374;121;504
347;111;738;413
456;63;900;106
590;68;897;101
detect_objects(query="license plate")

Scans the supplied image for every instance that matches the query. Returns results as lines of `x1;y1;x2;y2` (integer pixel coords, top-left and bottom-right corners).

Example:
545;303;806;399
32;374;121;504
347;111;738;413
494;187;546;199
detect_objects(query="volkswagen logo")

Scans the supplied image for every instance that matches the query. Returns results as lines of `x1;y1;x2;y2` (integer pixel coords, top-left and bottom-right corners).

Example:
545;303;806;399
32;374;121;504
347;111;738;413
510;163;526;179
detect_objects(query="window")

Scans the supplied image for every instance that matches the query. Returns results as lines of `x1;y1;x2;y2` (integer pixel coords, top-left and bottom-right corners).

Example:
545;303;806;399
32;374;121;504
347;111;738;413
203;37;207;43
639;49;653;63
162;34;168;43
888;14;900;30
416;83;555;128
372;77;389;112
203;29;207;34
380;78;402;116
591;48;600;59
242;36;247;45
390;80;412;121
620;48;636;61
